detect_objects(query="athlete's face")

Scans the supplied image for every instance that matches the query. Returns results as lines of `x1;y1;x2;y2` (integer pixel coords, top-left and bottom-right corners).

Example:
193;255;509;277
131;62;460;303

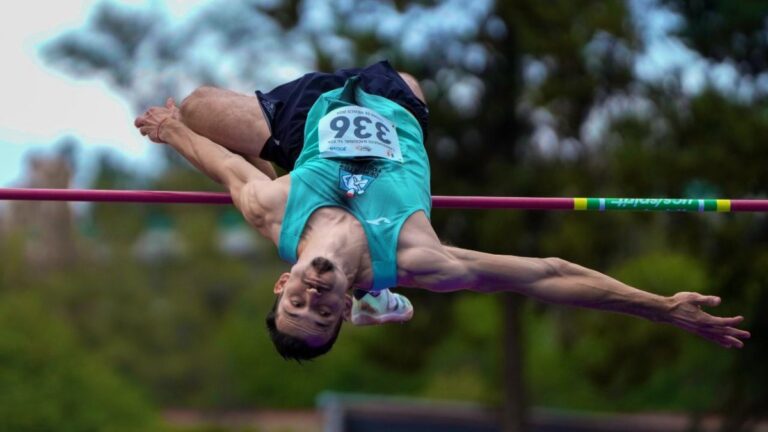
273;257;352;345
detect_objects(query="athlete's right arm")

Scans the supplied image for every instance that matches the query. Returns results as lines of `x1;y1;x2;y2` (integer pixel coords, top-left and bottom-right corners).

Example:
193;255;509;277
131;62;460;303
137;110;273;222
163;120;275;220
163;118;268;182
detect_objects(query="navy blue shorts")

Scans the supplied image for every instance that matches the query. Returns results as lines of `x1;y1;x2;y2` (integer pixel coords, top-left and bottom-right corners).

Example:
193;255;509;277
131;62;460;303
256;60;429;171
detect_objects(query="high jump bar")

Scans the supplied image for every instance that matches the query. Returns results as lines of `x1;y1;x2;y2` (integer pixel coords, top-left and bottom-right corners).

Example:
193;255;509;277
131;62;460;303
1;188;768;212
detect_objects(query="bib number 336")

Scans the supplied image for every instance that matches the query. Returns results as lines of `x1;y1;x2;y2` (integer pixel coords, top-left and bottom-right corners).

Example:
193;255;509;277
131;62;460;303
318;106;403;162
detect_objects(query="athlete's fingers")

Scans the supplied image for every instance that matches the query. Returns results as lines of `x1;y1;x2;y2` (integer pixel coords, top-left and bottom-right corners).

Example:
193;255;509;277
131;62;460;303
166;97;175;109
703;332;735;349
701;324;750;339
697;324;750;349
721;335;745;349
708;315;744;327
139;126;159;141
691;294;721;307
726;327;751;339
696;313;743;329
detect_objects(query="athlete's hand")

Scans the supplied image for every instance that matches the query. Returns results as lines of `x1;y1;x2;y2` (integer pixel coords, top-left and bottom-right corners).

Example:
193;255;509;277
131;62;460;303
134;98;180;144
664;292;750;348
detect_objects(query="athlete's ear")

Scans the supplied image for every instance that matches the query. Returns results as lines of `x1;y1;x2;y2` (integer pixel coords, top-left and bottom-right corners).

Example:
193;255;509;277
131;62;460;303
273;272;290;295
341;293;353;321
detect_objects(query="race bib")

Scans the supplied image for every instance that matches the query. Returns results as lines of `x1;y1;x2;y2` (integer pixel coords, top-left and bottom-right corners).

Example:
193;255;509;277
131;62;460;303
318;106;402;162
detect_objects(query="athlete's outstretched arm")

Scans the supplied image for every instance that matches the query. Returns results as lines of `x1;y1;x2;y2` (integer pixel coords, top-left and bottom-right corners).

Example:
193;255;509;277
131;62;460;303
134;99;271;210
411;246;750;348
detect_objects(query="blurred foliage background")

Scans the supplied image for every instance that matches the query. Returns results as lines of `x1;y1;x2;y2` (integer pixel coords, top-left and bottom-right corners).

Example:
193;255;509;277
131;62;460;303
1;0;767;430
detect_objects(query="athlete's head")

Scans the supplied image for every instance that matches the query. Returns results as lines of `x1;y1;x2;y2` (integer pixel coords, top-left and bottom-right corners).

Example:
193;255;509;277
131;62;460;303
265;256;352;361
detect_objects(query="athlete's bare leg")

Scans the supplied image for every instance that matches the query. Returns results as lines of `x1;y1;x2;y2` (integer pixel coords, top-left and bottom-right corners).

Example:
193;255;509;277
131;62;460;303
178;73;422;180
398;72;426;104
179;86;277;179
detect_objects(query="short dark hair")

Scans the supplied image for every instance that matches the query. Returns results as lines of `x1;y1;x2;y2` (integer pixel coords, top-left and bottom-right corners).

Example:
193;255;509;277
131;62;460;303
265;295;343;362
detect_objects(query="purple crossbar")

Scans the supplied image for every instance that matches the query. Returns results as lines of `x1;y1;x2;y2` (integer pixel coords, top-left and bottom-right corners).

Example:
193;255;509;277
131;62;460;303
0;188;575;209
431;196;574;210
1;188;768;212
0;188;233;204
731;200;768;212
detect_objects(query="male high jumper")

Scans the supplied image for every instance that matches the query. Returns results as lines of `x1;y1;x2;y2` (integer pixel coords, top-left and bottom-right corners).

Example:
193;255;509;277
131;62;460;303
135;61;749;361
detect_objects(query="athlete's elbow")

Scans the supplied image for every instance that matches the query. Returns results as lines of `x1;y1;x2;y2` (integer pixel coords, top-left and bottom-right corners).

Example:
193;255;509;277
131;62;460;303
542;257;574;278
431;259;478;292
410;257;472;292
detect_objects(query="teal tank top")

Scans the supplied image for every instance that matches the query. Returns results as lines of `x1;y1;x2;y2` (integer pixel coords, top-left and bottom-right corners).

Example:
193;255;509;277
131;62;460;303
278;77;431;290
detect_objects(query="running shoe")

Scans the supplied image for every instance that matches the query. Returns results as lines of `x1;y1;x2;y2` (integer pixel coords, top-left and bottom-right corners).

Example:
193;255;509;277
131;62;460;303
351;289;414;326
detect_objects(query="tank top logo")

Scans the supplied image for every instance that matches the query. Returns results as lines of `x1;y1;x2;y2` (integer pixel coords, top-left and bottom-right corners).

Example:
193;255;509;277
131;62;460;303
339;169;374;195
338;162;380;196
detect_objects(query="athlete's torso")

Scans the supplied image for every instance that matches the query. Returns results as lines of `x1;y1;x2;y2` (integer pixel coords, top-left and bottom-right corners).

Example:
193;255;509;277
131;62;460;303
244;65;437;290
242;175;441;291
277;77;431;290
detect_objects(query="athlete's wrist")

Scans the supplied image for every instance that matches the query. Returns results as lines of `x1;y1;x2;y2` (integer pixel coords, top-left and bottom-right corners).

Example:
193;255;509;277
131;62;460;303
636;292;674;323
157;118;182;142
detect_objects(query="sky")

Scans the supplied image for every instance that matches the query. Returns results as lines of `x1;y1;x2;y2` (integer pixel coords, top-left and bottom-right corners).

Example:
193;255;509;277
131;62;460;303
0;0;731;189
0;0;205;188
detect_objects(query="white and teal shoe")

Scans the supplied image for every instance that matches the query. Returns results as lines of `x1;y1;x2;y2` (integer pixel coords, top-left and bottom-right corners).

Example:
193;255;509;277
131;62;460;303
351;289;414;326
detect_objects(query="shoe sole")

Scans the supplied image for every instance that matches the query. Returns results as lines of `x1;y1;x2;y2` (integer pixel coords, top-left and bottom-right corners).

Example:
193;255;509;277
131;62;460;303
351;308;414;326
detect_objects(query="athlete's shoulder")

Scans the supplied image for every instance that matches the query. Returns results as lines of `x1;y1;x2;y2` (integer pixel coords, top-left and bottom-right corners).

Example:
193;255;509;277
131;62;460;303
395;211;441;270
239;175;290;244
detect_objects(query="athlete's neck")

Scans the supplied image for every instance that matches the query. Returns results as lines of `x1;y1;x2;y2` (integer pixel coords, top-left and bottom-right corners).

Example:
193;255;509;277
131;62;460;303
296;234;360;287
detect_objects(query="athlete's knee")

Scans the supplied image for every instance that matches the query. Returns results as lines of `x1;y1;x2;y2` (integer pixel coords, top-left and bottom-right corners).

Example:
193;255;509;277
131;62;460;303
181;86;215;112
189;85;222;100
398;72;426;104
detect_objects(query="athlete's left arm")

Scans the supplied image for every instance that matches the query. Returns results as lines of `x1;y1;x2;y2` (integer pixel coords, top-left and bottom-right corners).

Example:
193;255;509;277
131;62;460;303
408;245;750;348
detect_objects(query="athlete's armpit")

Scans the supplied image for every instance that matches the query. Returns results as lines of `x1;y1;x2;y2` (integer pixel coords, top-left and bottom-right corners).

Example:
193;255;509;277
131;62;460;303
234;177;288;245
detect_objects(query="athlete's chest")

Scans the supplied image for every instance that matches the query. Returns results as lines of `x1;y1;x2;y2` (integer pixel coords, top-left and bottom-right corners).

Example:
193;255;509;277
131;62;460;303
302;208;438;290
302;208;376;288
302;208;371;257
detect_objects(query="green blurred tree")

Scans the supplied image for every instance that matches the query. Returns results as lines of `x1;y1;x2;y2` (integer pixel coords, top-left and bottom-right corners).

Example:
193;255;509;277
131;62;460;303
36;1;768;430
0;293;159;432
661;0;768;76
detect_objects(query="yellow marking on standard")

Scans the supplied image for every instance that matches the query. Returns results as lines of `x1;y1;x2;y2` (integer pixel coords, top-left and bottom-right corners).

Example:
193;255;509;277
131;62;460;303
716;200;731;212
574;198;588;211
